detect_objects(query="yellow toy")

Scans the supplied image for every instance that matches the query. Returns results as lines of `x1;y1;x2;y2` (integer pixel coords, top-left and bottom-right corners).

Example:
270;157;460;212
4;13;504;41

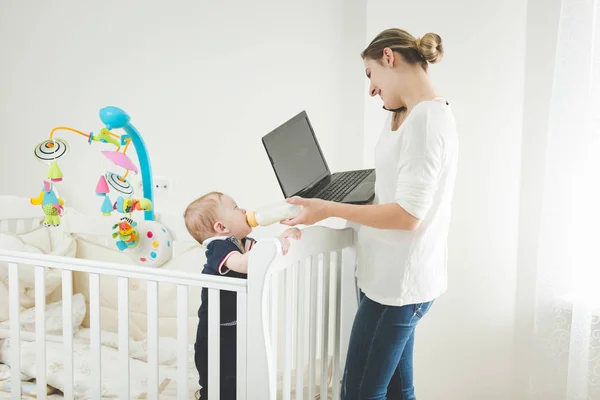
112;217;140;251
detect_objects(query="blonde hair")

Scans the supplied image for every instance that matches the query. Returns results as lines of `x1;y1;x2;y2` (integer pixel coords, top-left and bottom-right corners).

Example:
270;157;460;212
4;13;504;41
184;191;224;244
361;28;443;70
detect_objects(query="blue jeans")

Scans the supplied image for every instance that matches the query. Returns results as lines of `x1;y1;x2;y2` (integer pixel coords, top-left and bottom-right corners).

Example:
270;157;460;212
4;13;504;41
341;292;434;400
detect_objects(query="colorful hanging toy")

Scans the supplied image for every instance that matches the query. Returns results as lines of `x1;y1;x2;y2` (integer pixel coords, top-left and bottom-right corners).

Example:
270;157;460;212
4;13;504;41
112;216;139;251
31;106;173;267
31;138;69;226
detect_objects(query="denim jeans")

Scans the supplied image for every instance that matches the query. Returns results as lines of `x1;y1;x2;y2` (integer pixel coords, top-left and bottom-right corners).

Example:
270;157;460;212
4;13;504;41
341;292;434;400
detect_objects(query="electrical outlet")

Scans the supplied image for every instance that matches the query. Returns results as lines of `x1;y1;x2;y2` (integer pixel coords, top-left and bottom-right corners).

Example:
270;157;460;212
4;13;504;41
129;175;143;193
153;176;170;196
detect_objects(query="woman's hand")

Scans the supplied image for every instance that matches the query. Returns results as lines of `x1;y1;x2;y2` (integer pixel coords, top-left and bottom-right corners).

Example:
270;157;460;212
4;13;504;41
280;196;331;226
282;196;420;231
278;227;302;255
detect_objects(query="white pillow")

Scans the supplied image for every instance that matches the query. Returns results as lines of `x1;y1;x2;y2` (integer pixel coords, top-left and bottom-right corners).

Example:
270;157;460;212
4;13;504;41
17;226;52;254
0;293;86;336
0;231;77;323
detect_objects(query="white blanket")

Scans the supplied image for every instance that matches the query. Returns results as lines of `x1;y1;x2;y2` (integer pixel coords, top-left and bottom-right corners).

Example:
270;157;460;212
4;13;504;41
0;295;198;399
0;227;77;322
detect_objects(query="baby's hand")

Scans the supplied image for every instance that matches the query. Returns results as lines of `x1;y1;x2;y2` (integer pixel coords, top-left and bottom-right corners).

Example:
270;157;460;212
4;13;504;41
279;228;302;255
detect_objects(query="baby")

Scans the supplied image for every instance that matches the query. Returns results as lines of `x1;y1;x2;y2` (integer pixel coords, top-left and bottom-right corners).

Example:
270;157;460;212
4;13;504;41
184;191;301;399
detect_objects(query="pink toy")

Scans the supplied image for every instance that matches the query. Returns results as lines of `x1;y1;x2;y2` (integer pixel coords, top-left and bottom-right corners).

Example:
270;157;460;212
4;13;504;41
95;175;109;195
102;151;139;174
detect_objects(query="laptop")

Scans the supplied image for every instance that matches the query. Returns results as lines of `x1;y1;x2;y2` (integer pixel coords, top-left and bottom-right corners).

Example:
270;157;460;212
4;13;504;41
262;110;375;204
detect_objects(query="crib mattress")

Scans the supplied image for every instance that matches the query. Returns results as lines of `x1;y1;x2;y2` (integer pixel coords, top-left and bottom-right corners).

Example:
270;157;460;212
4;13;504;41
0;374;201;399
0;386;334;400
0;367;200;400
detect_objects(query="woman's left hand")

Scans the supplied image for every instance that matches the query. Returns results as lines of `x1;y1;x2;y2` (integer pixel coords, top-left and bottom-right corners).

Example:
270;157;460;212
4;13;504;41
280;196;331;226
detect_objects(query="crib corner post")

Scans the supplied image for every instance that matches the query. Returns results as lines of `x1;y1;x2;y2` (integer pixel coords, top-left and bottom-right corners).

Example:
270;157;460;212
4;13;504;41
246;239;279;400
342;245;358;306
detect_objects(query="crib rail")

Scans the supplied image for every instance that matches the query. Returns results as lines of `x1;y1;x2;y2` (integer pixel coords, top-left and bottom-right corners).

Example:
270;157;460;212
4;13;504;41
0;224;356;400
247;225;355;400
0;249;246;400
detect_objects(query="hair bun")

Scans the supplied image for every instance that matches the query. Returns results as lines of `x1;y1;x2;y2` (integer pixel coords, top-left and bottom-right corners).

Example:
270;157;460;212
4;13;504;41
416;33;443;64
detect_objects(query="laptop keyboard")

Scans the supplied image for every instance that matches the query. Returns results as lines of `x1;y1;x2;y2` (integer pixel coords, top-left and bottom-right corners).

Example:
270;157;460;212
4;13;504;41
317;170;372;202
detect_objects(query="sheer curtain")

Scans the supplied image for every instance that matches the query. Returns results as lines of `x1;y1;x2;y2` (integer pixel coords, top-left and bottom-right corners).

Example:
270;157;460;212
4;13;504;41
531;0;600;398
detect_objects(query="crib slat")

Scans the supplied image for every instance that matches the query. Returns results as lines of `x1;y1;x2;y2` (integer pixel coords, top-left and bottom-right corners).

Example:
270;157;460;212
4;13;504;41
89;273;102;400
118;277;130;399
8;263;21;400
320;252;331;400
295;261;306;400
292;263;298;387
35;266;47;400
308;255;319;399
62;270;74;399
7;219;16;234
15;219;25;234
177;285;189;399
332;251;343;400
237;291;247;400
282;265;295;400
208;288;220;400
147;280;159;400
270;273;278;393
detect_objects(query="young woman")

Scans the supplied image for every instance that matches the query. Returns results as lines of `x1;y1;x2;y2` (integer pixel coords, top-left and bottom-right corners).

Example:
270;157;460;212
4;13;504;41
283;28;459;400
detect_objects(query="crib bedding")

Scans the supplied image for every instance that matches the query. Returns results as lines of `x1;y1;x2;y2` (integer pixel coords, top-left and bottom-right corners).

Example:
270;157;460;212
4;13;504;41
0;347;199;399
72;235;205;343
0;210;206;398
0;294;200;399
0;293;337;399
0;219;206;341
0;226;77;322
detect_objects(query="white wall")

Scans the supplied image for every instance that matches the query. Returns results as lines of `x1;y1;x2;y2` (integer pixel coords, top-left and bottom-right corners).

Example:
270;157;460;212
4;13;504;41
363;1;527;399
0;0;365;218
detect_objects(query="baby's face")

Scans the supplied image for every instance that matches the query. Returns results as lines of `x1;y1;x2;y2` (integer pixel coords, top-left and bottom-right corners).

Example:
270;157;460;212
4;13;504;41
217;195;252;239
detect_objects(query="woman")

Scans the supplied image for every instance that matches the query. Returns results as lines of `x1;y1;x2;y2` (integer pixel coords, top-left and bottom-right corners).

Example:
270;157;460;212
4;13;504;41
283;28;458;399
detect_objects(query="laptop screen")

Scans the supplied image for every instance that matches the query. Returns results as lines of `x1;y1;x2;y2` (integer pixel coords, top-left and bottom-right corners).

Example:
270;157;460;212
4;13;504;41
262;111;330;198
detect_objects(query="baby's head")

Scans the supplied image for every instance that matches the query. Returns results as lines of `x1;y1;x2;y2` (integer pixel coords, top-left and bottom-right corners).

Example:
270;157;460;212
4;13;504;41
184;192;252;245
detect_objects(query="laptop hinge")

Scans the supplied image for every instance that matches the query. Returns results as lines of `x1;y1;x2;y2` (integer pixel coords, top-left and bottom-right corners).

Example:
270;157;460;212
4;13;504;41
296;175;330;198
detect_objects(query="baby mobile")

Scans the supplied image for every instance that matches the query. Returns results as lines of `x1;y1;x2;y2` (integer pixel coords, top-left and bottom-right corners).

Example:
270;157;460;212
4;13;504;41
31;106;172;267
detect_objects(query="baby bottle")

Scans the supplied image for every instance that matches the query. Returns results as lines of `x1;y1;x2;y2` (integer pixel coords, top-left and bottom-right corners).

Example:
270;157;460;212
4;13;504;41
246;201;302;227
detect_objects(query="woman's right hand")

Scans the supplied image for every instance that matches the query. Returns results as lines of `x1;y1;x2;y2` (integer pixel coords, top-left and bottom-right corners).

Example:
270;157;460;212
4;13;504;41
280;196;332;226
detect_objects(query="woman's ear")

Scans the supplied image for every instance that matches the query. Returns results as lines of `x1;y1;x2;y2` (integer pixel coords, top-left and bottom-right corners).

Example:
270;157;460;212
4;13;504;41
382;47;395;67
214;221;229;234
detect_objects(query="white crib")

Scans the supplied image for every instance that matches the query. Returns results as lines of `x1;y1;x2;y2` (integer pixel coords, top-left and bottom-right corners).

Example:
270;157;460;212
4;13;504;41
0;196;357;399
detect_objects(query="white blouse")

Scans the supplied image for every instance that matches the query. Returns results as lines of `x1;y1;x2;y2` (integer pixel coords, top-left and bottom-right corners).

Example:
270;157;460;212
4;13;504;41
356;100;459;307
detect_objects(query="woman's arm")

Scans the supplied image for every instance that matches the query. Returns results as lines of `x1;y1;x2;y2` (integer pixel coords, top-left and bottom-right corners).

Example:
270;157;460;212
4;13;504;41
281;197;421;231
328;201;421;230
